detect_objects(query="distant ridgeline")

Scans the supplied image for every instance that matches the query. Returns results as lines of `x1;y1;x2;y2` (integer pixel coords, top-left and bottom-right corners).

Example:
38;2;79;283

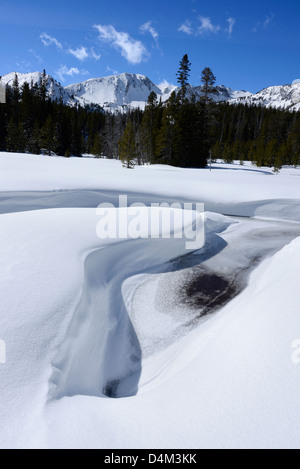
0;68;300;171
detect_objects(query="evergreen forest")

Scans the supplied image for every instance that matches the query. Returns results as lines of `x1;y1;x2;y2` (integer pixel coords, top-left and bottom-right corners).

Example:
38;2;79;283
1;58;300;172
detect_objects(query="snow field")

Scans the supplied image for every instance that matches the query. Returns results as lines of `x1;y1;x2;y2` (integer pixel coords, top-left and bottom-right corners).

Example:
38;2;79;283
0;152;300;448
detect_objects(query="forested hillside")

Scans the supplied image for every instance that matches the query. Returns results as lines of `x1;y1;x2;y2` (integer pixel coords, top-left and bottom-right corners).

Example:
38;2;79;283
1;60;300;171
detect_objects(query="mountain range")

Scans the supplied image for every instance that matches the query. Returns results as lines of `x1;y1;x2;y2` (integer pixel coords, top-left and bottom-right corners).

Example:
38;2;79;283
1;71;300;112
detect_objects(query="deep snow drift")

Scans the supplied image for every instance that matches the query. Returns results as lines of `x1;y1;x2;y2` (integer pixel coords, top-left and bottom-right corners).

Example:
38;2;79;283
0;153;300;449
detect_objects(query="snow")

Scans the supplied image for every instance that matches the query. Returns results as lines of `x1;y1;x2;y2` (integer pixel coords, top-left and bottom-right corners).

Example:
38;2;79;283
66;73;163;111
231;82;300;111
4;70;300;113
0;152;300;449
0;71;69;103
0;154;299;221
0;71;252;112
192;84;252;103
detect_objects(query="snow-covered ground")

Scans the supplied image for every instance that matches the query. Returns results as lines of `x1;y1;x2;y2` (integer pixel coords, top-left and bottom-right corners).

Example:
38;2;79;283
0;152;300;449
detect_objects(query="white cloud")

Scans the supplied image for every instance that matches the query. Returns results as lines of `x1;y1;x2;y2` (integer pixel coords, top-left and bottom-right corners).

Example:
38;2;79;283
68;46;101;61
158;79;176;91
68;46;89;61
94;24;148;64
178;20;193;35
56;65;89;82
40;33;62;49
226;17;236;37
140;21;159;47
197;16;220;35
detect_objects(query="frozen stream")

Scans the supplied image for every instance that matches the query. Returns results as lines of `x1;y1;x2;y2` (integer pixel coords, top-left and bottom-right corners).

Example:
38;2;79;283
125;216;300;360
1;188;298;400
50;209;300;399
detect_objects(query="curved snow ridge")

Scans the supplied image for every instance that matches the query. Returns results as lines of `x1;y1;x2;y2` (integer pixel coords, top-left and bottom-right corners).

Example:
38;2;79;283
1;189;300;224
49;235;192;400
49;212;300;401
125;216;300;394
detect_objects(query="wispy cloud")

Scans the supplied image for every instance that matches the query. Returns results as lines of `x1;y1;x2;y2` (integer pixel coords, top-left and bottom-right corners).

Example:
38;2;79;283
264;13;275;28
94;24;148;64
106;66;119;75
40;33;100;63
197;16;221;35
56;65;89;82
91;48;101;61
178;20;193;35
28;49;43;63
140;21;160;48
253;13;275;32
16;60;32;73
68;46;101;61
179;16;221;36
68;46;89;61
40;33;62;49
226;17;236;37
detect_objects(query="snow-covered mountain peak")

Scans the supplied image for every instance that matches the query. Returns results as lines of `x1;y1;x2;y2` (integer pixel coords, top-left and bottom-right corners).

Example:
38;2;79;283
0;71;69;103
0;70;252;112
1;71;44;87
65;73;163;111
230;82;300;111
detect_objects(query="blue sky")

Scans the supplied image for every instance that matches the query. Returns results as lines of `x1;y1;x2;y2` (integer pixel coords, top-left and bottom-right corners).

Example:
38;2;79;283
0;0;300;92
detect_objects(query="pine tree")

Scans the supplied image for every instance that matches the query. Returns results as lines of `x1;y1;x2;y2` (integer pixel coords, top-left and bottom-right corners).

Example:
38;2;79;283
201;67;217;104
40;116;59;155
91;132;102;157
211;141;224;162
39;69;47;102
11;73;20;122
264;139;278;167
27;121;41;154
6;118;19;152
176;54;191;104
155;92;178;164
118;120;137;168
140;92;159;163
6;119;26;152
12;73;20;102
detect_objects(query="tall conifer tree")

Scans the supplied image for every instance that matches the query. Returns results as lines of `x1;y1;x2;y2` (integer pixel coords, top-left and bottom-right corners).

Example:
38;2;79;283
176;54;191;104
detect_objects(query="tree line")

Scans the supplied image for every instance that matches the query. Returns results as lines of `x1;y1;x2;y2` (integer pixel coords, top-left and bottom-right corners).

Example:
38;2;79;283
211;102;300;171
1;61;300;172
0;71;106;157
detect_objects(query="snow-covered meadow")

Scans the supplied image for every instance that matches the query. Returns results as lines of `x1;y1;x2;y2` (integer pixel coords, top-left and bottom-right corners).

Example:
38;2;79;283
0;152;300;449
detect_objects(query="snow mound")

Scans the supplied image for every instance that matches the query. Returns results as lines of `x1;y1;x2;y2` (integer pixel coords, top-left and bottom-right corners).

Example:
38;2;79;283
0;155;300;448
